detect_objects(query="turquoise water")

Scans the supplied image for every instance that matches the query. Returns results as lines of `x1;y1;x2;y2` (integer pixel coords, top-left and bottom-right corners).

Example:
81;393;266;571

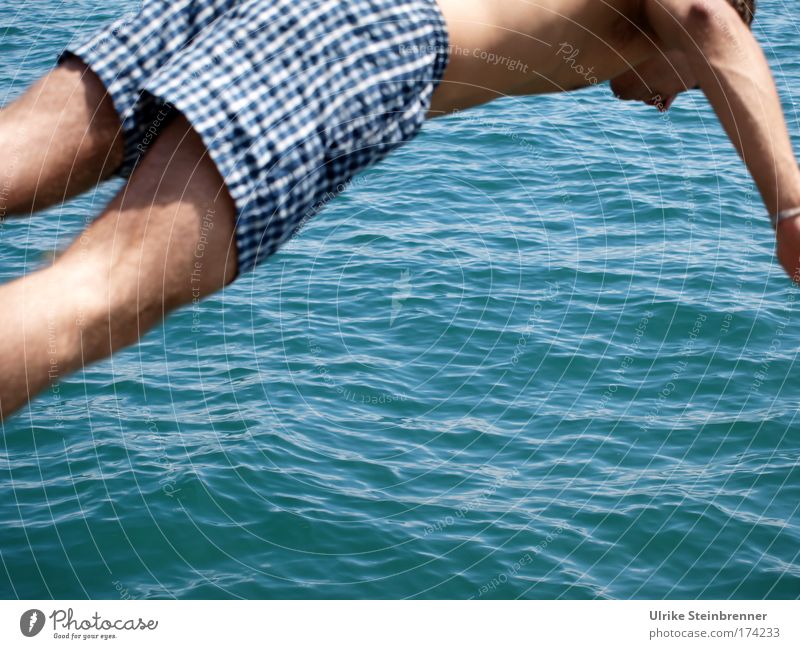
1;1;799;599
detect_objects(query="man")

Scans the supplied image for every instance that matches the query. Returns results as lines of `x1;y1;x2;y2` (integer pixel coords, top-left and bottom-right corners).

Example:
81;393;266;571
0;0;797;421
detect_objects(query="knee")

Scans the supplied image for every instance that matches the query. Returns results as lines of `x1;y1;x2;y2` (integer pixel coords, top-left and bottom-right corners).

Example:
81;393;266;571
0;58;124;217
55;246;164;358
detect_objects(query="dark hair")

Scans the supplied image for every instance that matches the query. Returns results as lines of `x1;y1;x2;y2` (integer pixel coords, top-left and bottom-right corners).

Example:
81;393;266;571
729;0;756;27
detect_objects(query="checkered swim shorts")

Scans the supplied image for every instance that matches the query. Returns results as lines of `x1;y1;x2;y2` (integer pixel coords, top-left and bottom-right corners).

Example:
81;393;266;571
59;0;449;277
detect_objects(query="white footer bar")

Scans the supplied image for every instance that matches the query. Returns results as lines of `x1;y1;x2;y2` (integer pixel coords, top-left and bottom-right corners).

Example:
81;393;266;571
1;600;797;648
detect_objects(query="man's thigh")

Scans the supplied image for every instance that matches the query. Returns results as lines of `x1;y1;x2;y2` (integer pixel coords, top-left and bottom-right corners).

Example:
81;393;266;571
59;111;239;344
0;56;124;213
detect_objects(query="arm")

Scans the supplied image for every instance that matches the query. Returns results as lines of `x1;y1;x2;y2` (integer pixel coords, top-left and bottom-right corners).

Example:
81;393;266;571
646;0;800;281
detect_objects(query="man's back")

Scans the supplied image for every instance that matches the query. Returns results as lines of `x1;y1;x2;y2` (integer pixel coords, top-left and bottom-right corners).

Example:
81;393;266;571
431;0;654;114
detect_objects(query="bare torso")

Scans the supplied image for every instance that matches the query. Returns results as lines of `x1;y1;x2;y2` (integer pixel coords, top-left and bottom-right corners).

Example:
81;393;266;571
429;0;657;115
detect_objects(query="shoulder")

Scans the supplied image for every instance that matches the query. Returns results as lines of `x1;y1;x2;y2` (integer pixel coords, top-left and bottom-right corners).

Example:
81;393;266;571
609;0;656;49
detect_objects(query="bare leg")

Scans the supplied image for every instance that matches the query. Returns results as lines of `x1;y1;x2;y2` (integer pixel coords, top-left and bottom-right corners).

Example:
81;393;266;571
0;55;123;217
0;114;238;421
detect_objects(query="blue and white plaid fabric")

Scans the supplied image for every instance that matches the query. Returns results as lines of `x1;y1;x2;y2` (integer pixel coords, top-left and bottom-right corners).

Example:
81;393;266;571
60;0;449;277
